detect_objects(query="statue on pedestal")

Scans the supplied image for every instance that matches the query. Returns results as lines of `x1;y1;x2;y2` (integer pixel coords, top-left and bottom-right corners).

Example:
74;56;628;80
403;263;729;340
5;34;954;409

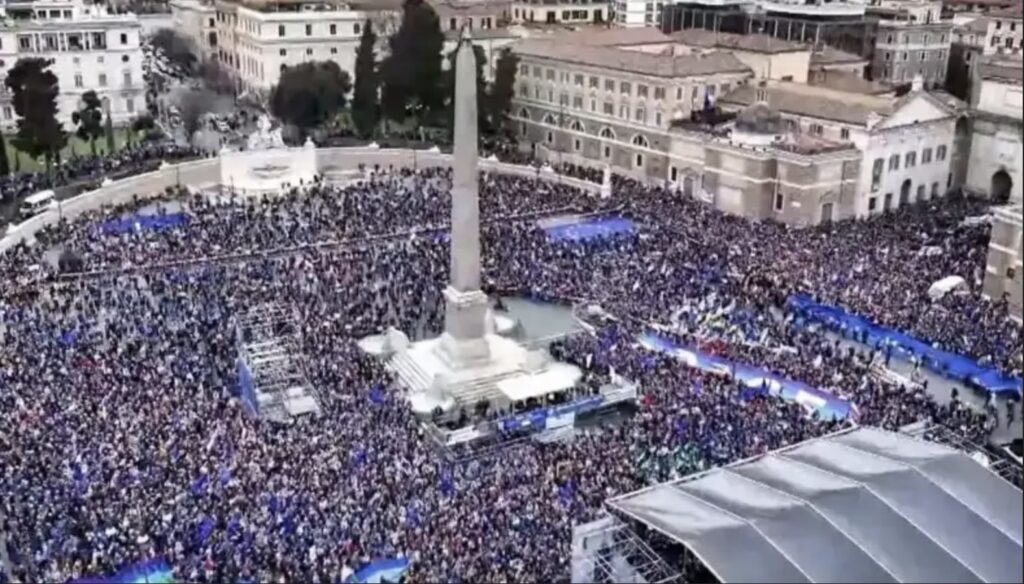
246;115;286;151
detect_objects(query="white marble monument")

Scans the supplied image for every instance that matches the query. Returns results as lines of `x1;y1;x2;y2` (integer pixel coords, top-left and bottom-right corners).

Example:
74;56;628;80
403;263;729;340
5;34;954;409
219;115;317;195
390;28;581;416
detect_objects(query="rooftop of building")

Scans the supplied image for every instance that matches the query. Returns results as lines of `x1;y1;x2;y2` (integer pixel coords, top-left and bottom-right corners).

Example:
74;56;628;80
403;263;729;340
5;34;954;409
553;26;673;47
225;0;402;12
990;2;1023;18
977;55;1024;83
513;37;752;78
954;15;991;32
669;29;808;53
810;45;866;65
674;105;857;156
431;0;509;16
810;70;894;95
443;26;520;40
720;83;895;125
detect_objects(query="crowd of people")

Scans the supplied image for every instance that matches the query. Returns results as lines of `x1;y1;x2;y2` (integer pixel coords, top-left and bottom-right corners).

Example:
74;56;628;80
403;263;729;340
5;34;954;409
0;142;201;206
0;162;1019;584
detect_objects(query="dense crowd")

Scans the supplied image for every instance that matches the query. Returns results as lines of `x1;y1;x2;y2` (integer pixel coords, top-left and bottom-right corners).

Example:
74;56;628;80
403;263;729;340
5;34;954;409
0;164;1019;584
0;142;201;205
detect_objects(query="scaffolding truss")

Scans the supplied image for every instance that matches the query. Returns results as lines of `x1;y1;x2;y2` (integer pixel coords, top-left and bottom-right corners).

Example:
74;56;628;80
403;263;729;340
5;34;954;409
903;422;1023;489
235;303;320;422
576;520;682;584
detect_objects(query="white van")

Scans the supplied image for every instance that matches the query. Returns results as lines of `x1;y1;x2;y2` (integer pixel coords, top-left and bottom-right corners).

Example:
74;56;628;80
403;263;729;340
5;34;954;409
19;190;56;220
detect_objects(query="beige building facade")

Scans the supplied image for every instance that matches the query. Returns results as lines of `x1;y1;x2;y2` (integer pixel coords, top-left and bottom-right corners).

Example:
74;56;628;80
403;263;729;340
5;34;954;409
983;203;1023;318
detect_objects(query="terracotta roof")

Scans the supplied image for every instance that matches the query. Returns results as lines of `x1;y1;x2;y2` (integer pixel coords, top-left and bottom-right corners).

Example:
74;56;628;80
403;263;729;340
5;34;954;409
811;45;866;66
990;2;1023;18
443;27;520;40
555;26;673;46
670;29;807;53
977;56;1024;83
513;38;752;78
810;71;893;95
720;84;894;125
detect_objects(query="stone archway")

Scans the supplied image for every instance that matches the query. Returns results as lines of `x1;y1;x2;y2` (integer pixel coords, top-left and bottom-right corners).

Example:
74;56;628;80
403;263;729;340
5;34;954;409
991;169;1013;203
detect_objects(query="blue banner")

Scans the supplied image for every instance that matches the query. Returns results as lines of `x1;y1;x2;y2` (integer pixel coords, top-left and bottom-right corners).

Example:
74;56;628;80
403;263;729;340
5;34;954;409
788;294;1023;396
638;331;854;421
345;558;410;584
499;395;606;433
73;558;174;584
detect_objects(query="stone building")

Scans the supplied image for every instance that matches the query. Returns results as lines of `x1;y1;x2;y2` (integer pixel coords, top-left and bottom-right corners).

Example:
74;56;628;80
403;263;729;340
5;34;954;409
866;0;953;88
983;203;1023;318
966;54;1022;203
0;0;146;127
946;15;989;99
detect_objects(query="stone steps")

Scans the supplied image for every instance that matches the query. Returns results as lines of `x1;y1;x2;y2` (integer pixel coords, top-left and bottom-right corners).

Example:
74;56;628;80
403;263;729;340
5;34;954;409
389;351;433;394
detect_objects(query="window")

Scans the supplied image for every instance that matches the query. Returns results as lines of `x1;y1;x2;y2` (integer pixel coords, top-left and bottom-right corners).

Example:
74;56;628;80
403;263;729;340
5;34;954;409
637;84;648;98
546;69;555;81
123;71;132;87
574;74;584;87
330;47;338;55
98;73;107;86
810;123;823;136
126;97;135;113
2;106;11;120
546;131;553;144
573;138;581;152
603;101;614;115
330;24;337;35
635;108;645;122
605;79;614;91
74;73;83;88
774;192;785;211
889;154;900;171
18;35;32;51
871;158;884;192
572;96;583;109
655;112;662;126
590;99;596;112
840;128;850;140
905;151;916;167
120;33;128;45
280;48;287;56
869;196;878;212
619;105;628;119
635;153;644;168
654;87;665;100
354;23;360;34
632;134;649;148
936;145;947;160
532;66;541;78
931;182;939;198
306;24;312;36
306;48;313;56
122;55;129;63
279;25;285;37
620;81;631;95
922;147;932;163
589;76;599;88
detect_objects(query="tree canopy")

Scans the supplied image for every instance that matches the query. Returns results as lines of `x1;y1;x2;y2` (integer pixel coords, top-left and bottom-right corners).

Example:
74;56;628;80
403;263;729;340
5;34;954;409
351;19;380;139
71;90;105;156
271;61;352;137
5;58;67;173
380;0;445;124
487;49;520;138
150;28;198;74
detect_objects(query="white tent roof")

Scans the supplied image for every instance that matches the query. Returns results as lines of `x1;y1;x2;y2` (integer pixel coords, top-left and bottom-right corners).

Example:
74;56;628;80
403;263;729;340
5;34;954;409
608;427;1023;584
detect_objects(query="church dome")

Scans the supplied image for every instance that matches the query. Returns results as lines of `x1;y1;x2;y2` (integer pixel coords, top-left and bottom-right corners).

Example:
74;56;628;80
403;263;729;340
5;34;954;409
734;102;784;135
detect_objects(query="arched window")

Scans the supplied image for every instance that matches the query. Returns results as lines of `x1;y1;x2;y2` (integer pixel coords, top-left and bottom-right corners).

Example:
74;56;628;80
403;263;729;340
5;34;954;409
518;108;530;121
569;119;585;133
542;113;558;126
599;127;615;140
631;134;649;148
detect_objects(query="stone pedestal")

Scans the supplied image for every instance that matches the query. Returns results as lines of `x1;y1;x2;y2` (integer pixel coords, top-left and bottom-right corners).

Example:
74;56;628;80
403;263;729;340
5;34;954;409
436;286;491;368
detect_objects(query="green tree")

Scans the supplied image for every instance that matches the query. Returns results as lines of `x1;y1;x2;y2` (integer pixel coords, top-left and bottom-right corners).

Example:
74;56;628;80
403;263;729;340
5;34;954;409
5;58;67;175
487;49;519;137
351;19;380;139
380;0;444;124
150;28;198;74
0;131;10;177
104;108;115;153
270;61;352;138
71;90;104;156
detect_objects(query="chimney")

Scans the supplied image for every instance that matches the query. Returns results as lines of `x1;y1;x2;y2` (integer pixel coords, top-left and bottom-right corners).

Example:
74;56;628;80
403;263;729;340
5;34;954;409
911;73;924;93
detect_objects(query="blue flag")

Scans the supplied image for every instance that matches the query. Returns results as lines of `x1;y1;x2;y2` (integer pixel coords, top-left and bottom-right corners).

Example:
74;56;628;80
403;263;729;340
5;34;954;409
191;474;209;496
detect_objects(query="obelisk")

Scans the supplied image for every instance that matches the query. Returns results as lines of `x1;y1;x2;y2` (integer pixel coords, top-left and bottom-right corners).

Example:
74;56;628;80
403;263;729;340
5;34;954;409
436;26;491;368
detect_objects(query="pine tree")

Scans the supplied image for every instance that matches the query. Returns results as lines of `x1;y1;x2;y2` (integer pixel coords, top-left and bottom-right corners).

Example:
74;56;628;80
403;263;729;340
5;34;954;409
351;19;380;139
488;49;520;138
380;0;444;124
5;58;67;176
